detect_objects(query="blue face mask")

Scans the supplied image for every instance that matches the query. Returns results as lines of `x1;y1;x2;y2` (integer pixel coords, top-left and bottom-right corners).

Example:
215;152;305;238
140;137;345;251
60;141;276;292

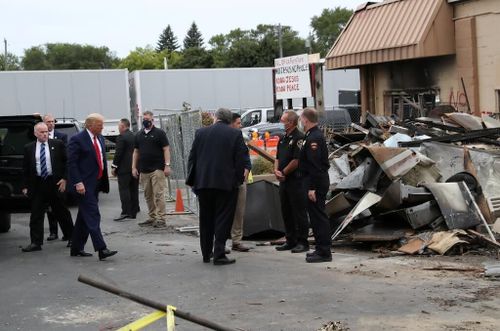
142;119;152;129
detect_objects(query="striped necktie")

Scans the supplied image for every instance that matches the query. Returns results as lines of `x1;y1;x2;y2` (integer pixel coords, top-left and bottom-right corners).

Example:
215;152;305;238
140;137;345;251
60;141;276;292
40;143;48;179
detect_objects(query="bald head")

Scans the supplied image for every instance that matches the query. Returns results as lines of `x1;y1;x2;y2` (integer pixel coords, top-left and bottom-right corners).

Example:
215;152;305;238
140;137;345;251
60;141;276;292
34;122;49;143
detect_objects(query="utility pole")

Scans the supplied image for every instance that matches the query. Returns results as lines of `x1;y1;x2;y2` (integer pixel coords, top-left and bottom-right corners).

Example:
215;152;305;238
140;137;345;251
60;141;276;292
3;38;7;70
277;24;283;58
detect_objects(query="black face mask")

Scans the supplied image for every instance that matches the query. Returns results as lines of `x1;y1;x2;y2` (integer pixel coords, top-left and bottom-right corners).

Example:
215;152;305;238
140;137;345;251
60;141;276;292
142;119;152;129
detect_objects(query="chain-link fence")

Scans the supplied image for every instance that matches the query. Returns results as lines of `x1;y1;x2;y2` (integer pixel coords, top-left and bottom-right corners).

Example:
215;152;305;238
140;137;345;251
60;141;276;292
157;110;202;214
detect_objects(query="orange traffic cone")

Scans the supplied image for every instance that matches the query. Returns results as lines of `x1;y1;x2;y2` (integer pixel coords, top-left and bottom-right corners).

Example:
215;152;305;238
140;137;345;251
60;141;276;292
174;188;185;212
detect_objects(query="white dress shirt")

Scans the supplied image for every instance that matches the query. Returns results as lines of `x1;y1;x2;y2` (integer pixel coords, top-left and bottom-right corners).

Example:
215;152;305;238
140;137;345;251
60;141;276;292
35;140;53;177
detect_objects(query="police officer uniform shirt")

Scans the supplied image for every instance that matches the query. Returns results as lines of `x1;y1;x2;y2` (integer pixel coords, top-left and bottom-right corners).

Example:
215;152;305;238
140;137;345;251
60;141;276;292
277;127;304;177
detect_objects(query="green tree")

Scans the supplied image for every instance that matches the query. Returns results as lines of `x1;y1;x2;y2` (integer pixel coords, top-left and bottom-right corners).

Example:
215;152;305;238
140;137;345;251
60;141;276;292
310;7;353;57
183;22;204;49
22;43;119;70
22;46;50;70
118;46;168;71
157;25;179;52
0;52;21;70
176;47;213;68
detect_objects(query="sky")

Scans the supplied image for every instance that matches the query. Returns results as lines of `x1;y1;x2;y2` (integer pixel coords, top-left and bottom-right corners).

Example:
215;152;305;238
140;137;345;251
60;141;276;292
1;0;363;58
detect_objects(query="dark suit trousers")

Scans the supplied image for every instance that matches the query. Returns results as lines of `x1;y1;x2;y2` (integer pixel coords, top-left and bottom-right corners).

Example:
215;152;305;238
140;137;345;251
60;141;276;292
197;188;238;260
118;173;139;217
71;182;106;252
279;177;309;246
306;175;332;256
48;194;68;235
29;177;74;245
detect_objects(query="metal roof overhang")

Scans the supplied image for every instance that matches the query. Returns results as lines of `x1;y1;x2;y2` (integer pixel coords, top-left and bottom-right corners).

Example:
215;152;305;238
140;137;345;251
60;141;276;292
325;0;456;70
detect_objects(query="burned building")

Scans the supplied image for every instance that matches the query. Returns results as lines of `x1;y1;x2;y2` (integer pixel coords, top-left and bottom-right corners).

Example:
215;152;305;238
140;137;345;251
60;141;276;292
325;0;500;119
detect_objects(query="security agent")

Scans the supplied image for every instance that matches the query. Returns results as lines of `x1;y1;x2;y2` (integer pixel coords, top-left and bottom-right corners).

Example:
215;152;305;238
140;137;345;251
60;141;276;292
299;107;332;263
274;110;309;253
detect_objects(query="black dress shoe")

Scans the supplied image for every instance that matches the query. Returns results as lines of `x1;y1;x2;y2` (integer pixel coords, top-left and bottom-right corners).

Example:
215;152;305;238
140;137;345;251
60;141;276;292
98;248;117;260
305;251;332;263
113;214;129;221
275;242;296;251
22;243;42;252
70;250;93;257
213;256;236;265
47;233;58;241
203;257;211;263
291;243;309;253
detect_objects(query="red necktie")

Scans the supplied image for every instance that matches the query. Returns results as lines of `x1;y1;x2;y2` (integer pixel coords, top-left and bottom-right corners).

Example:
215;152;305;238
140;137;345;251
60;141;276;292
93;136;103;179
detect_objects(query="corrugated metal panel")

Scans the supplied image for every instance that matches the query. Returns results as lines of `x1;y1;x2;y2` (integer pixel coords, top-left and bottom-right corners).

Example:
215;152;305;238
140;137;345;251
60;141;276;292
326;0;454;69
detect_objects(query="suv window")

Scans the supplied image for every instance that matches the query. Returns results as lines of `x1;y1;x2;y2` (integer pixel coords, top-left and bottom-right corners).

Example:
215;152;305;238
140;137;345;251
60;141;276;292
241;110;261;128
0;123;34;156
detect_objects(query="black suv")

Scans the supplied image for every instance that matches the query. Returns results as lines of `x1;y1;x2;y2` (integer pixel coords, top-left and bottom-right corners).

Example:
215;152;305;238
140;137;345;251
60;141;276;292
0;115;42;232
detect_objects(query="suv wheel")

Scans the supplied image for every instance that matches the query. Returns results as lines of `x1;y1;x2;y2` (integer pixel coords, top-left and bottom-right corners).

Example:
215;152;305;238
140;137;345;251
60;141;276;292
0;213;11;233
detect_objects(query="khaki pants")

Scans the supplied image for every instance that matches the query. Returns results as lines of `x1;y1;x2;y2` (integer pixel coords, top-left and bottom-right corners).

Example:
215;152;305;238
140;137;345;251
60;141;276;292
231;183;247;244
140;170;167;222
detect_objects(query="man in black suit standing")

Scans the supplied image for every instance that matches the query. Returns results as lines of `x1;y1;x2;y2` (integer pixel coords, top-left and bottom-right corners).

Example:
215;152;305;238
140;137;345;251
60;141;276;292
21;122;74;252
43;114;69;242
111;118;139;221
187;108;248;265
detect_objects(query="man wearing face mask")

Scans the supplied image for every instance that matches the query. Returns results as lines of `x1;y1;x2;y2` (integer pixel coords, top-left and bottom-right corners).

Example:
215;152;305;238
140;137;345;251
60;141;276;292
132;111;171;228
274;110;309;253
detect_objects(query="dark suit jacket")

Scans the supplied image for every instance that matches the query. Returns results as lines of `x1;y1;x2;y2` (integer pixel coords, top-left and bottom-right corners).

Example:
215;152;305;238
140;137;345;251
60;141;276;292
187;122;247;191
68;130;109;193
112;130;135;175
22;139;68;193
52;130;68;145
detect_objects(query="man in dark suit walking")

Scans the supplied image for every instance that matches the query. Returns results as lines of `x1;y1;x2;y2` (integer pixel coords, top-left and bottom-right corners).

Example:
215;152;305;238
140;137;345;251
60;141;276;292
68;113;117;260
187;108;248;265
43;114;69;241
111;118;139;221
21;122;74;252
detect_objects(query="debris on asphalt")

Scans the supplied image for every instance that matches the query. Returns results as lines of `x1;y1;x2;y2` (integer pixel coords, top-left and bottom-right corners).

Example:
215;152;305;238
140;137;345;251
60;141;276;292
324;110;500;257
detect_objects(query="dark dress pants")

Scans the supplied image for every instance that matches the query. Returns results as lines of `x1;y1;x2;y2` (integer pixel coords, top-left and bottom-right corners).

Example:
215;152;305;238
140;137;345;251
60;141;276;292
71;182;106;252
118;173;139;217
279;177;309;246
197;188;238;260
306;175;332;256
29;177;74;245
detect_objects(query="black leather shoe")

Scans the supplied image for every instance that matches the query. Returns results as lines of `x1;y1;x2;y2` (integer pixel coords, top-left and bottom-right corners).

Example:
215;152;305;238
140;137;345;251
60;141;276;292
213;256;236;265
113;214;129;221
275;242;296;251
305;252;332;263
22;243;42;252
47;233;58;241
306;250;318;257
98;248;117;260
291;243;309;253
203;257;211;263
70;250;93;257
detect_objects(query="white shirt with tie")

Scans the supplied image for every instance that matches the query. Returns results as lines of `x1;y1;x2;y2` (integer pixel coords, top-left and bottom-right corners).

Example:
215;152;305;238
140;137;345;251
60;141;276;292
86;129;104;170
35;140;53;177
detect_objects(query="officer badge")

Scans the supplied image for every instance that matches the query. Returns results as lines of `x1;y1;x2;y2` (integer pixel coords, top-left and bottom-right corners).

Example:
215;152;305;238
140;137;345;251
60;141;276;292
289;139;294;146
297;139;304;149
310;142;318;150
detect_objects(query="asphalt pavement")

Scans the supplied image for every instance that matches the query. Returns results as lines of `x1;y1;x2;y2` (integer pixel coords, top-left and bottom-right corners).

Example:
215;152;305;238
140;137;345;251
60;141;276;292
0;180;499;331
